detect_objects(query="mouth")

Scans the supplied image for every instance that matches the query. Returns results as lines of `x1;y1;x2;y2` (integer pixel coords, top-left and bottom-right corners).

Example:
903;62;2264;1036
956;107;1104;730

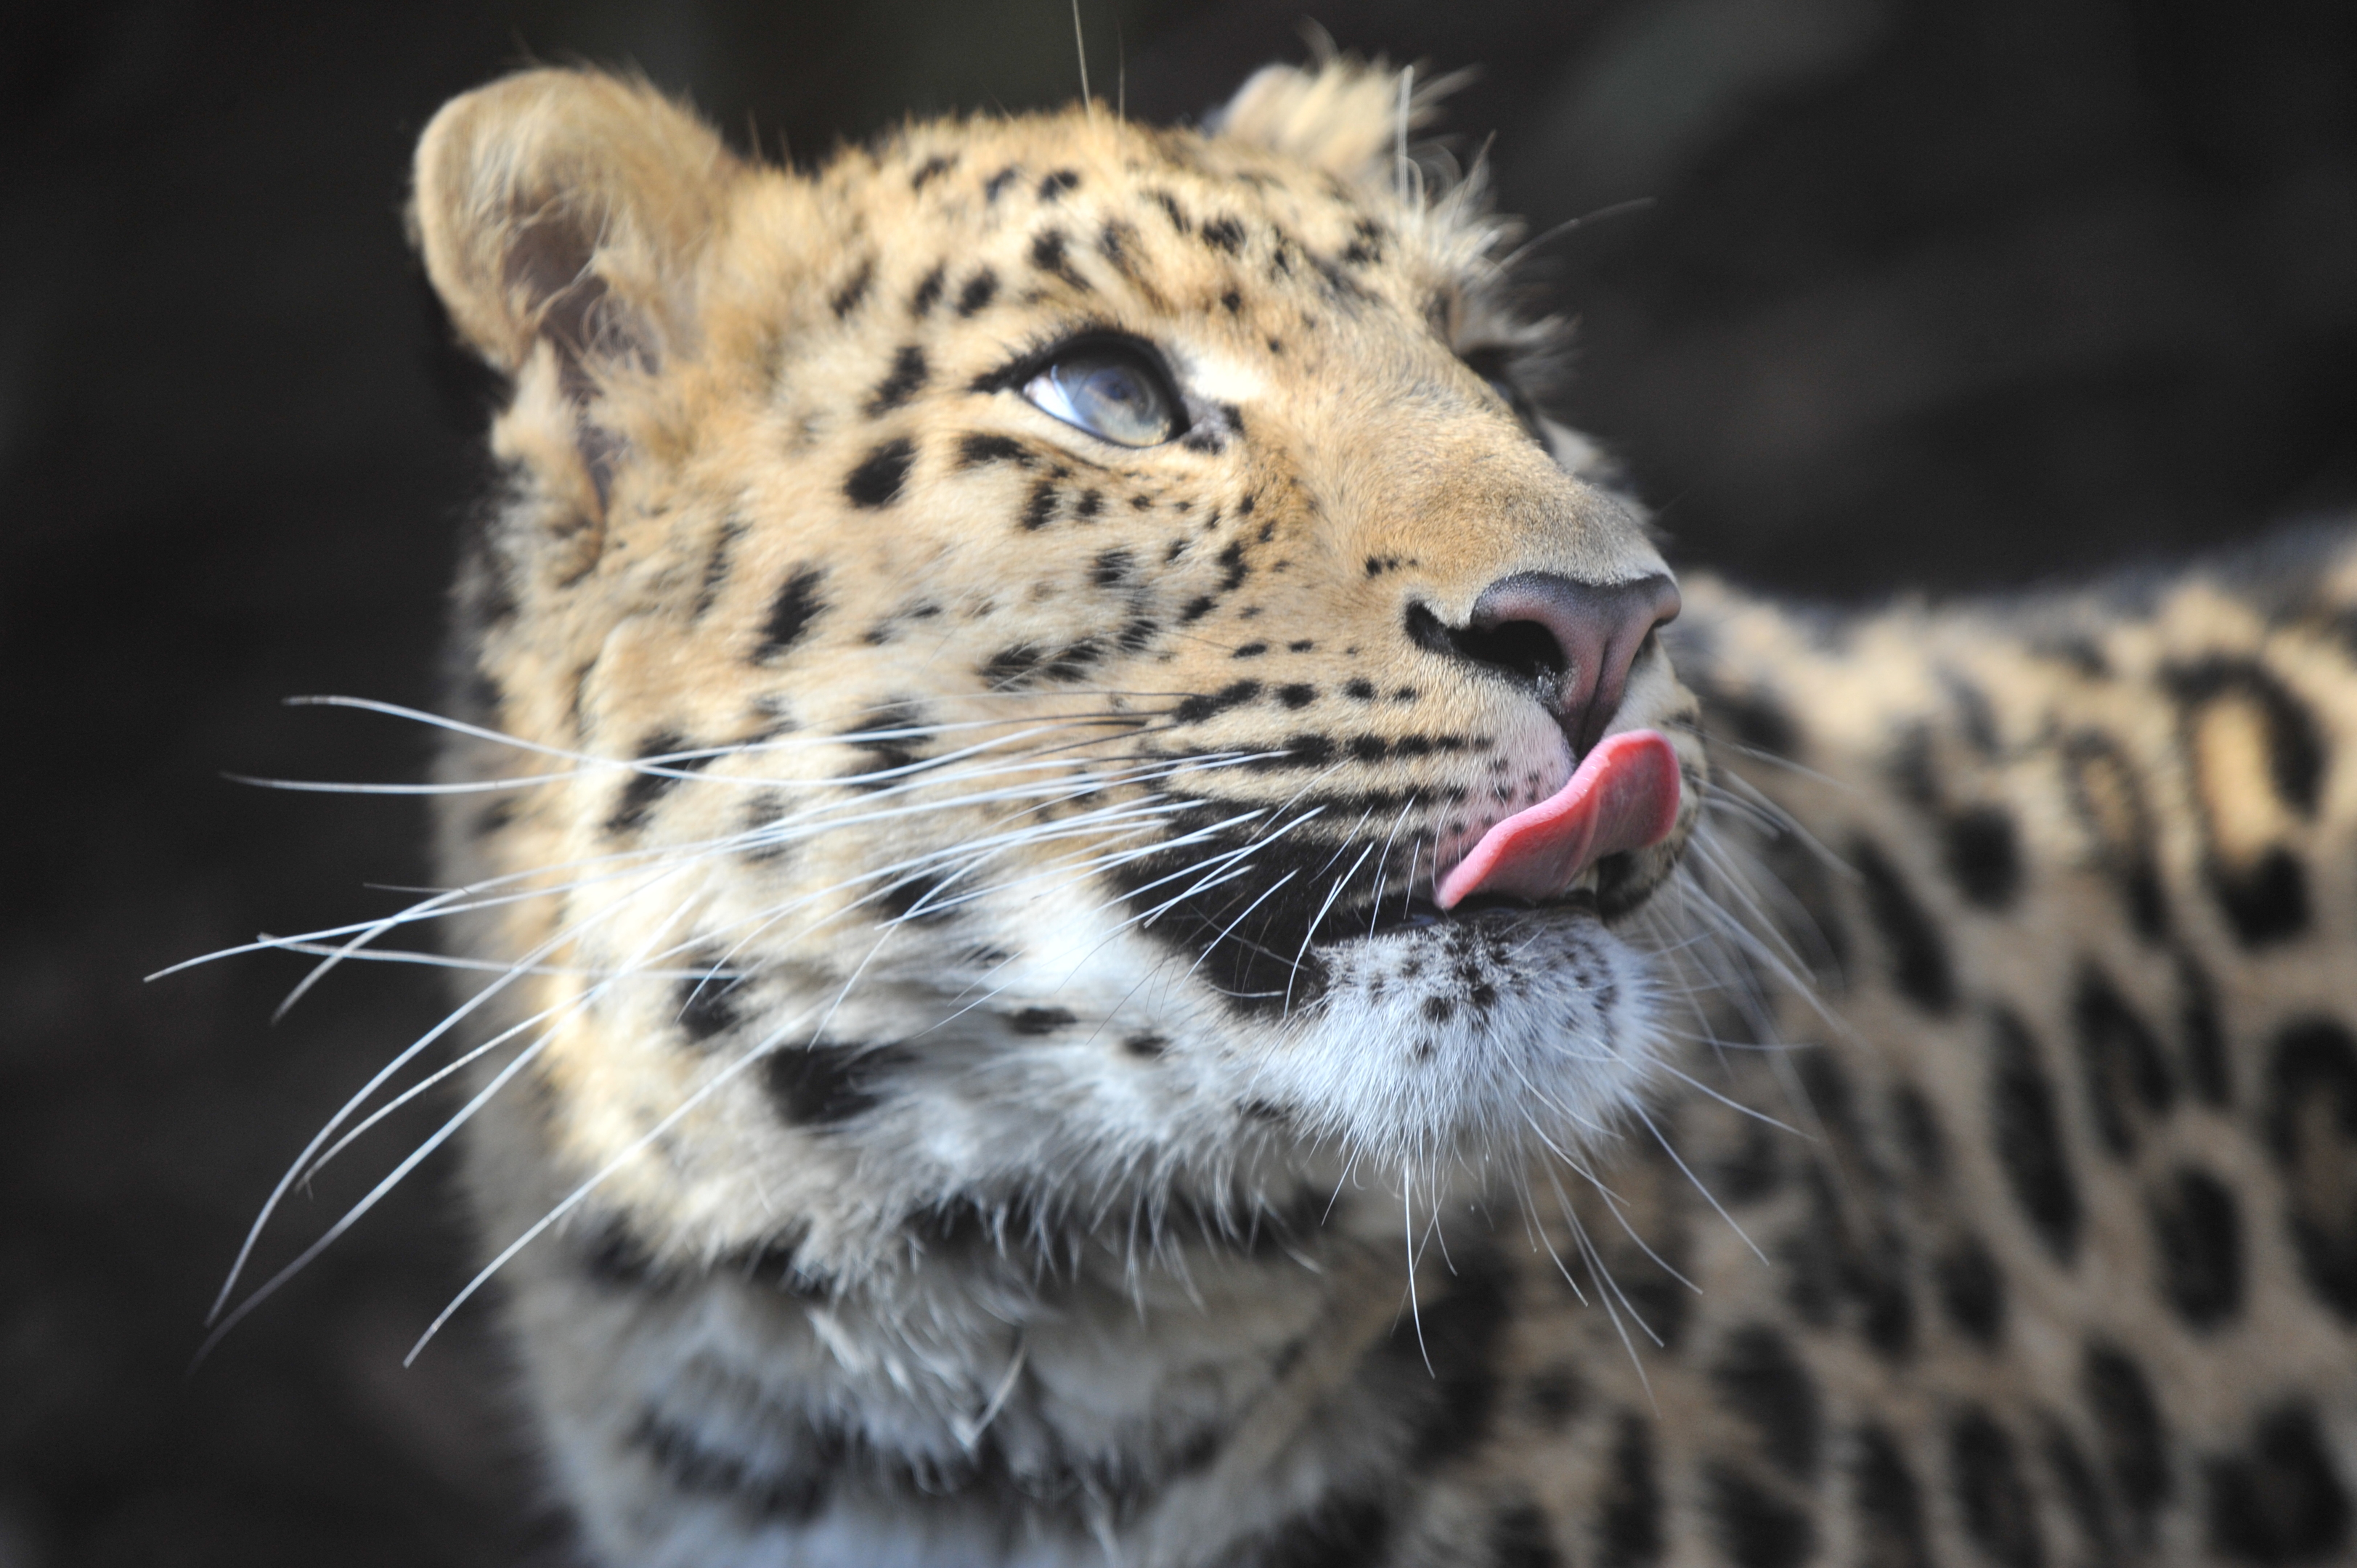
1350;879;1605;942
1114;730;1684;1013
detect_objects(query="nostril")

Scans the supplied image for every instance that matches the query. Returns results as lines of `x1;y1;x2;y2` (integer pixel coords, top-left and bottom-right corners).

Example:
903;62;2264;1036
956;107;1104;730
1403;602;1567;690
1451;617;1568;690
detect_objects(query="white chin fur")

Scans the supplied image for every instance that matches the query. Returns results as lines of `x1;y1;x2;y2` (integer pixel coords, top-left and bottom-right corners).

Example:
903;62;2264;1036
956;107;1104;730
1236;910;1658;1167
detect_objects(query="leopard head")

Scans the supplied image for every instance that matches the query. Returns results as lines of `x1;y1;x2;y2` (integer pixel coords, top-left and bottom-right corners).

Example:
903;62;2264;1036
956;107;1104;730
412;61;1706;1271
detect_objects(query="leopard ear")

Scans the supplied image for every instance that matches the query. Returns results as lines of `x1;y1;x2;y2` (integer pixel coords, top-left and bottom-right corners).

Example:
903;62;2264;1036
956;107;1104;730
1208;57;1446;190
412;69;740;499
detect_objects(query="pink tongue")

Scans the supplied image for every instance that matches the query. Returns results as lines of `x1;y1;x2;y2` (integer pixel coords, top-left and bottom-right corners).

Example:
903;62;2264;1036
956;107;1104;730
1435;730;1682;910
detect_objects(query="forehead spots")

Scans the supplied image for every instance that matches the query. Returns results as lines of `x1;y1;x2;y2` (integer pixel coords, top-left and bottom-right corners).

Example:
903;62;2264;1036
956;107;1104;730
865;346;928;417
1037;168;1079;200
829;257;874;319
1029;228;1091;293
844;438;915;508
757;565;829;663
908;152;956;191
1200;216;1245;254
908;264;945;317
956;269;999;316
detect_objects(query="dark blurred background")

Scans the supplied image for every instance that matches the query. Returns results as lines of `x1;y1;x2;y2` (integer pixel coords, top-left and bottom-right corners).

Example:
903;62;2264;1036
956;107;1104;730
2;1;2352;1561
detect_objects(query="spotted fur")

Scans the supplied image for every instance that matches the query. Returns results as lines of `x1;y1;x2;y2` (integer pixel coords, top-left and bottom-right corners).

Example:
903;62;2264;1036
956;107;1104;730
376;61;2357;1567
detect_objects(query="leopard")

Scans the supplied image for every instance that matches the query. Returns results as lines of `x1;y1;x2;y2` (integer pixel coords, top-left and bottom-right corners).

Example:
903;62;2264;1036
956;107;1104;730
272;54;2357;1567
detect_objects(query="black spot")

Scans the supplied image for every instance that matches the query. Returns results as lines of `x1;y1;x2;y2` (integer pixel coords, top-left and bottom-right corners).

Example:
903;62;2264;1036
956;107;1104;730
472;793;518;840
627;1409;829;1520
582;1218;671;1291
764;1043;906;1126
1886;723;1939;808
1706;1467;1814;1568
1344;679;1376;701
2205;1404;2350;1564
1019;479;1059;531
2266;1017;2357;1320
1095;219;1142;277
1036;168;1079;200
865;344;928;415
1075;489;1102;520
1714;1118;1783;1202
2074;963;2176;1158
1173;680;1262;724
1121;1032;1167;1058
844;438;916;507
1711;1325;1821;1482
760;566;829;661
958;433;1030;468
1030;227;1091;291
1595;1413;1662;1568
877;869;957;923
1852;837;1955;1012
1277;683;1314;709
909;153;956;191
1221;288;1242;313
693;518;744;621
1990;1008;2082;1263
1778;1159;1916;1359
1200;216;1245;253
829;257;874;317
982;164;1019;201
1523;1365;1584;1431
1178;595;1216;624
607;731;712;833
1082;547;1133;589
1255;1493;1390;1568
1944;804;2022;908
1232;641;1268;659
2083;1342;2172;1538
1377;1250;1509;1466
956;269;999;316
1150;190;1192;232
2150;1165;2243;1328
2179;955;2232;1106
675;960;741;1045
1009;1007;1075;1035
1890;1085;1947;1182
1489;1501;1559;1568
1217;539;1250;591
908;263;946;314
2043;1421;2117;1568
1853;1426;1933;1568
1951;1408;2047;1568
1936;1233;2007;1345
2213;846;2311;945
1702;681;1800;755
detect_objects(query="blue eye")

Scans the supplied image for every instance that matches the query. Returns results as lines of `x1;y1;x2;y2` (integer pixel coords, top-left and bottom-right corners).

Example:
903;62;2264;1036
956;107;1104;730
1022;346;1185;446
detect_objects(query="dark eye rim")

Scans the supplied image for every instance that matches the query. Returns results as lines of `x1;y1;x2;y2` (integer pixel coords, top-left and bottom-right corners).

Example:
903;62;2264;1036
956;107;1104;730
971;328;1192;444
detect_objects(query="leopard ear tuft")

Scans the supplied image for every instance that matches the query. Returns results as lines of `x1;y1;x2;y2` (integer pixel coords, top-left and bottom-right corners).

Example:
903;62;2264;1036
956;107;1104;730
411;68;740;389
1208;57;1454;190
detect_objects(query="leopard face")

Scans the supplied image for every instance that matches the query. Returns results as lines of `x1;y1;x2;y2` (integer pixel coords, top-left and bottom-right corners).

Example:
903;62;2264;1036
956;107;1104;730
415;63;1704;1271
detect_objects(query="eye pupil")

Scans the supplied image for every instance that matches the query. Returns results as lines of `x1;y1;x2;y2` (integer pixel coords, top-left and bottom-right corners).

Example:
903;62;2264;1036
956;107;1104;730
1019;344;1184;446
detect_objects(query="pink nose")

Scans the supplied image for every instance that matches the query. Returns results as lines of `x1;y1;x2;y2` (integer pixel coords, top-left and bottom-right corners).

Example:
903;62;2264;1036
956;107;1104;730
1428;571;1682;755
